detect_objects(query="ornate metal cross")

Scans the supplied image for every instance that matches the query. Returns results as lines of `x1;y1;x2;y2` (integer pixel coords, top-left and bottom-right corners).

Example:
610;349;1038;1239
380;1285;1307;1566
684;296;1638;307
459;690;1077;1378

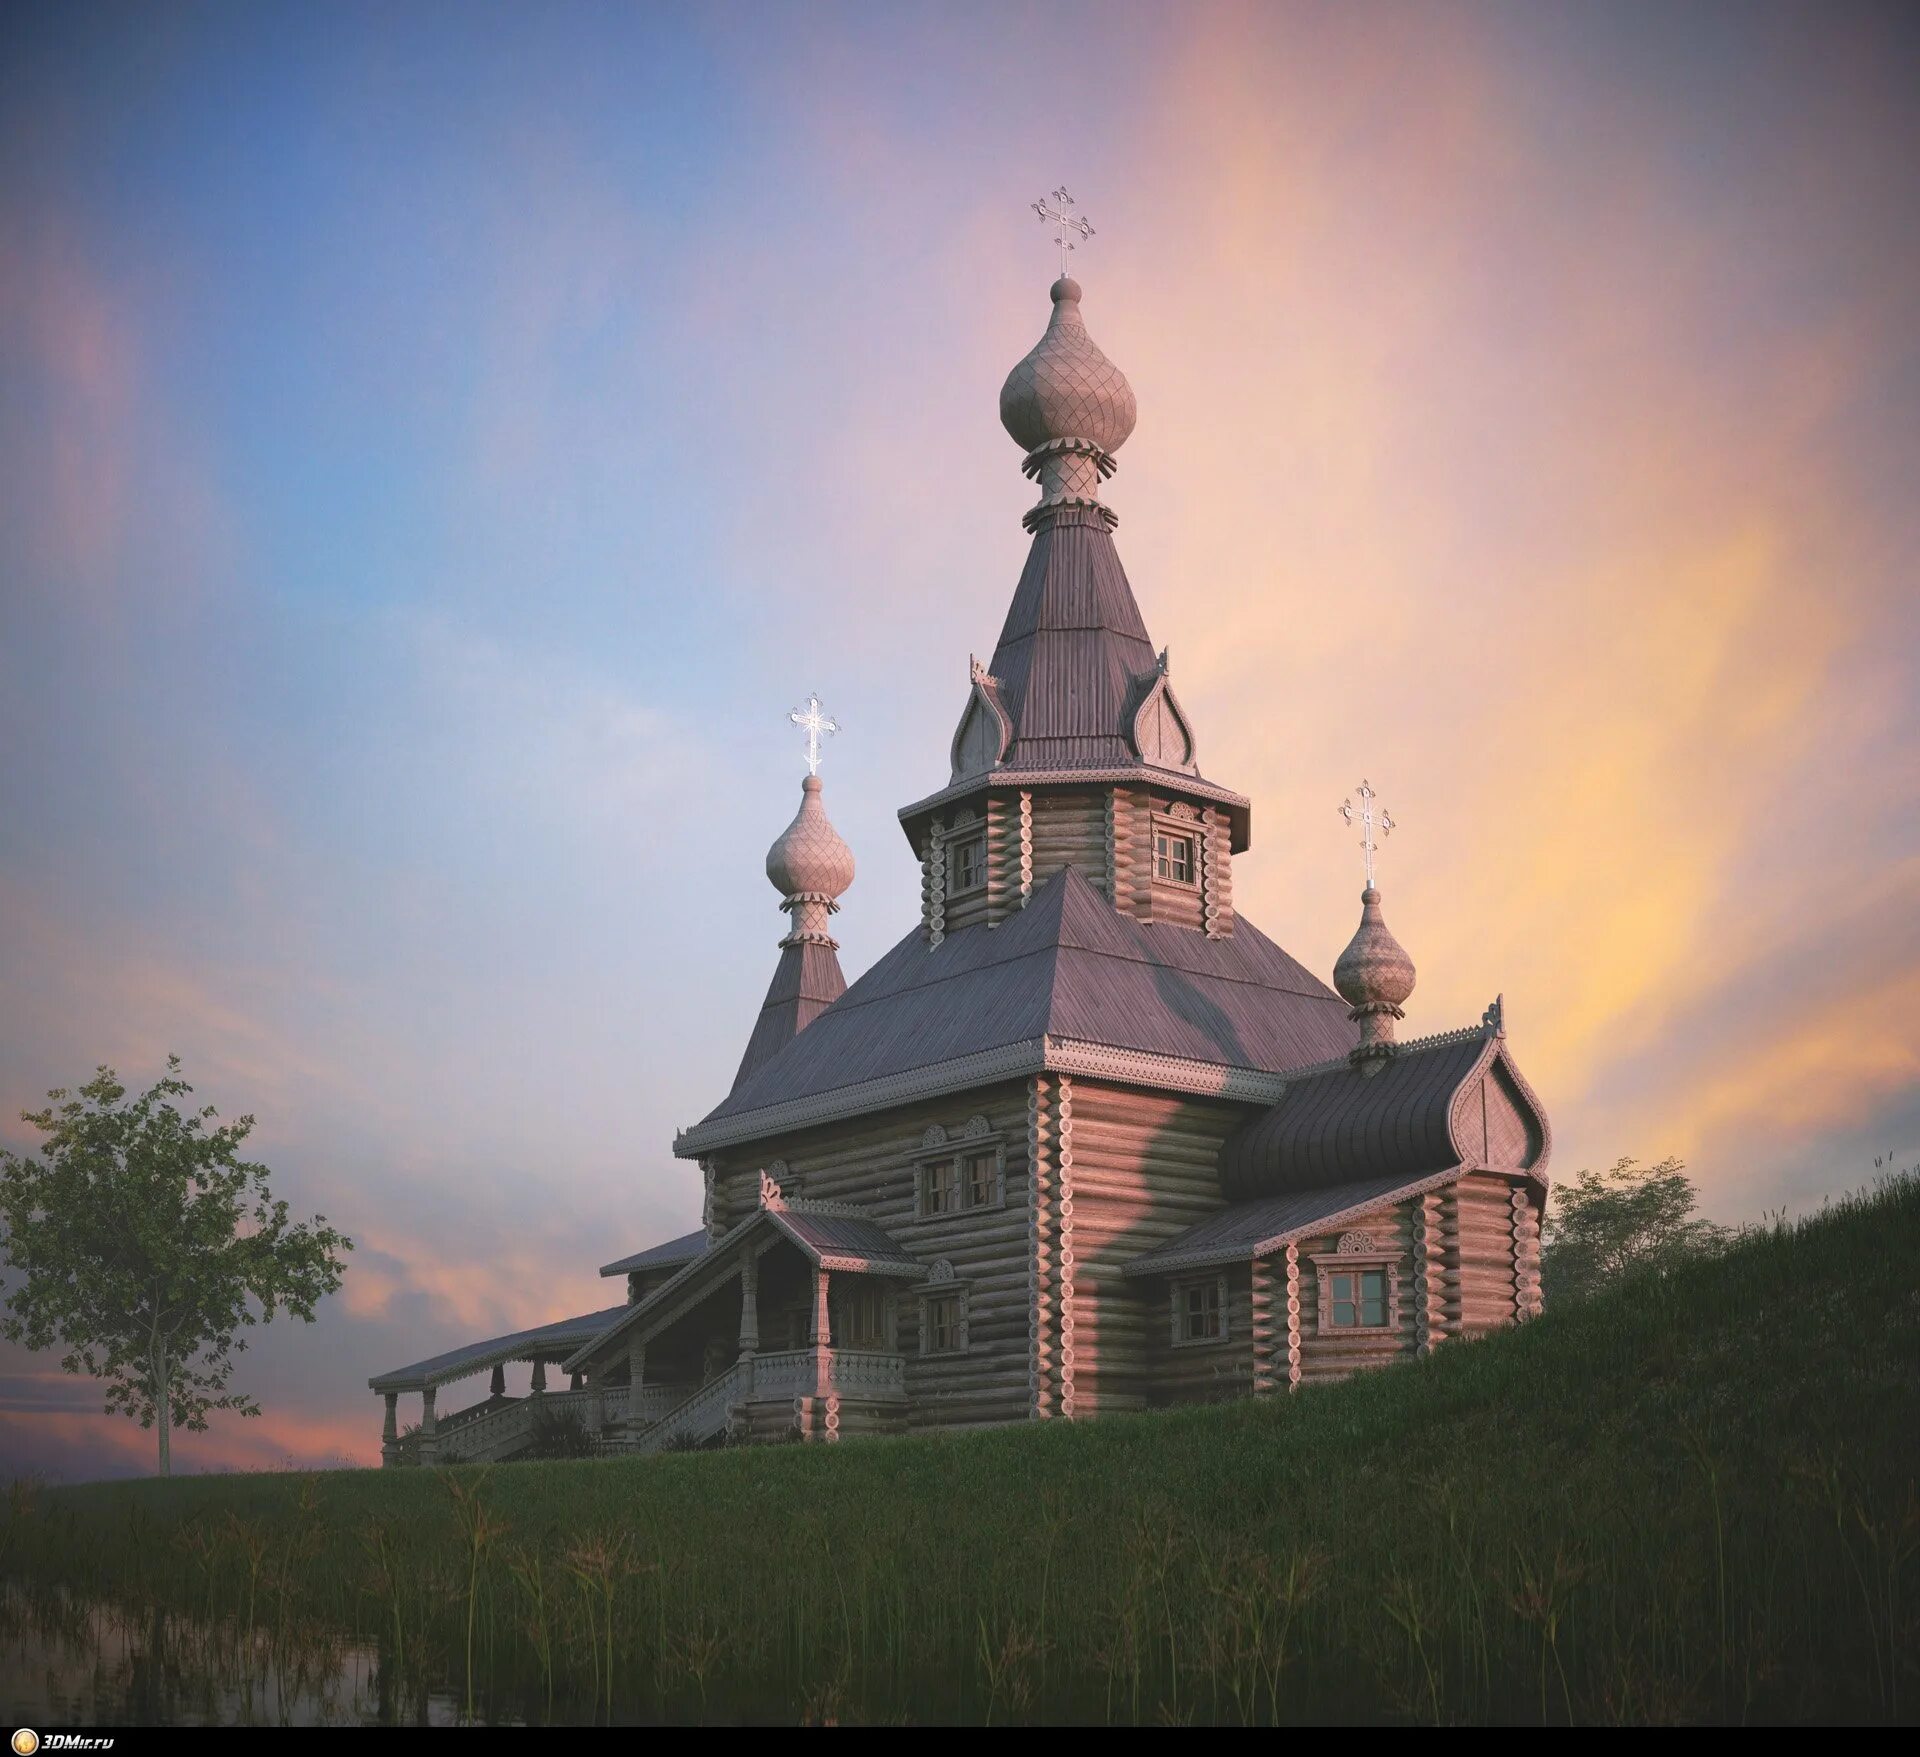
1340;779;1396;889
1032;186;1094;277
789;692;839;776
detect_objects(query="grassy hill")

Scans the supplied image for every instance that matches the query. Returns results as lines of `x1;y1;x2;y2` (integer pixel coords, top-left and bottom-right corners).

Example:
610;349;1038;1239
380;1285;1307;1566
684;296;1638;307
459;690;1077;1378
5;1175;1916;1724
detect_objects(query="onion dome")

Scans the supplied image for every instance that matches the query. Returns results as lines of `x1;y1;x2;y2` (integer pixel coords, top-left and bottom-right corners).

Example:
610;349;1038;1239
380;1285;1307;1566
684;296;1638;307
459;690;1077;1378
766;775;854;944
999;278;1137;530
1333;887;1417;1061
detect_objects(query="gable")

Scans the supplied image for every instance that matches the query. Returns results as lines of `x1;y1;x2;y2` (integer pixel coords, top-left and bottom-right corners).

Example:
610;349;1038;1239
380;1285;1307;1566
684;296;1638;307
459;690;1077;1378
1451;1055;1547;1170
1128;673;1197;772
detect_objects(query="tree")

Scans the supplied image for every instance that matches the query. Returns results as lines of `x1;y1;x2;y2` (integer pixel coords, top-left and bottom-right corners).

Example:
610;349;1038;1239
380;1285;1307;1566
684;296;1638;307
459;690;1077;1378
1541;1154;1730;1302
0;1058;351;1475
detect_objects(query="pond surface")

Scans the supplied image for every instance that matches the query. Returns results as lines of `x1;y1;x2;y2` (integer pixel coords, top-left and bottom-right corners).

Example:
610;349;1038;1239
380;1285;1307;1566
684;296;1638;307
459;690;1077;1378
0;1586;487;1727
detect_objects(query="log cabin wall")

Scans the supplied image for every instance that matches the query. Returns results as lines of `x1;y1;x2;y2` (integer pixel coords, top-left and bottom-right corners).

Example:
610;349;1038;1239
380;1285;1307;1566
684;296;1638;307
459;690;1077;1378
1452;1171;1520;1337
705;1080;1036;1433
1293;1202;1420;1386
941;805;993;936
1028;789;1111;899
1103;788;1234;935
1142;1261;1254;1405
1036;1078;1249;1416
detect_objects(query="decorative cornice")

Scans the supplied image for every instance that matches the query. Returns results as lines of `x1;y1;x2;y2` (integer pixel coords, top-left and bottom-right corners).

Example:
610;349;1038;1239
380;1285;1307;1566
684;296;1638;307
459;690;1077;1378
900;767;1250;832
1121;1165;1472;1279
676;1039;1051;1155
1023;494;1118;534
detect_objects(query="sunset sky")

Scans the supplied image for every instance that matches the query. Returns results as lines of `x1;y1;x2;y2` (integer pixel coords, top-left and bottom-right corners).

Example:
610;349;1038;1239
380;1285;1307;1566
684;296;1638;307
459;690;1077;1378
3;1;1916;1478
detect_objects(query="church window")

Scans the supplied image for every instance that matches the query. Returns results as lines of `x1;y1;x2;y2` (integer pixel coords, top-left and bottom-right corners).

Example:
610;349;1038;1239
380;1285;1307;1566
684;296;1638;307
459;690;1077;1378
916;1133;1005;1219
1171;1275;1228;1345
839;1286;889;1349
1309;1245;1403;1335
1327;1268;1389;1328
1154;830;1196;886
950;832;988;896
921;1289;967;1355
922;1159;960;1216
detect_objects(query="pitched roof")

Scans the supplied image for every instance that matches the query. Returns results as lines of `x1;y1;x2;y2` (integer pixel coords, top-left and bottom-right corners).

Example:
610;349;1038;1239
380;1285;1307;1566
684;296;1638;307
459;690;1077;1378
369;1304;628;1393
985;507;1161;774
684;866;1356;1146
599;1229;709;1279
566;1202;925;1372
732;940;847;1091
1124;1170;1467;1277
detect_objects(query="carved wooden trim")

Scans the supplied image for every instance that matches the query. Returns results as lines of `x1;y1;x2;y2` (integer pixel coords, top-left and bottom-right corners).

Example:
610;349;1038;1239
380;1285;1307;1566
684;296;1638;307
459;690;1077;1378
926;814;948;946
1028;1074;1060;1419
1414;1191;1445;1354
911;1130;1008;1220
1308;1248;1406;1336
1057;1075;1077;1418
919;1284;969;1355
1512;1185;1544;1320
1250;1255;1277;1395
677;1033;1294;1156
1017;790;1035;909
1168;1273;1231;1348
1284;1243;1302;1391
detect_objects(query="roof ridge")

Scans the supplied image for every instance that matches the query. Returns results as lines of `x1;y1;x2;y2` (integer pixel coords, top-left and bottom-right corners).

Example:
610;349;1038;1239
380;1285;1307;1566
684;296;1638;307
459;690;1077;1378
1271;1018;1493;1084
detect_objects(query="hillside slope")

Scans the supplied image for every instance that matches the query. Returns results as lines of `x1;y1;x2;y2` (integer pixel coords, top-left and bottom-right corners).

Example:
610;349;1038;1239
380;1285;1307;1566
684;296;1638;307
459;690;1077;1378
8;1175;1918;1724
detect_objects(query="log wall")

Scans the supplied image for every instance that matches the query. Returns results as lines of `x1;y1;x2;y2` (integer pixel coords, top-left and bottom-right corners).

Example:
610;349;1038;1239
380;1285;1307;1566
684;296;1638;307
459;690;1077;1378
707;1081;1036;1433
1029;790;1111;899
1293;1203;1420;1386
1033;1078;1248;1415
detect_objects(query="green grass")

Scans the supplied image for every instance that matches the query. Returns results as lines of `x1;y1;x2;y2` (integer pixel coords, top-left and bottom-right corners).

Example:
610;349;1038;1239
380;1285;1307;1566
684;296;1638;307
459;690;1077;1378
5;1175;1917;1724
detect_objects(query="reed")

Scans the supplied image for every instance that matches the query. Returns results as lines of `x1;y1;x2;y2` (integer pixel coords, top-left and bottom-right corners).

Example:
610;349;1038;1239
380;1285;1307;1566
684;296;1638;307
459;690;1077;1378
3;1173;1915;1725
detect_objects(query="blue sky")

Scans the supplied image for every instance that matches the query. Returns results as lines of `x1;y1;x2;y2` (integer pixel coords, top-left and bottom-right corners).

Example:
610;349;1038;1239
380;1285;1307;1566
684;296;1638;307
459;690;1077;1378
2;1;1916;1474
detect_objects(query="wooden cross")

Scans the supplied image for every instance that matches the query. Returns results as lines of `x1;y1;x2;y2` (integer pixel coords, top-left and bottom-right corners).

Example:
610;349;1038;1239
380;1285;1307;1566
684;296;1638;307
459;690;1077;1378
789;692;839;776
1340;779;1396;889
1031;186;1094;278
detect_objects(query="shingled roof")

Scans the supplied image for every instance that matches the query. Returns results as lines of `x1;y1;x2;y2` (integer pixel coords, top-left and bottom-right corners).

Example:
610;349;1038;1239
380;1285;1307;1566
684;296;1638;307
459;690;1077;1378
370;1304;629;1393
1217;1027;1550;1201
1124;1171;1464;1278
1127;1026;1552;1276
732;940;846;1091
566;1201;925;1374
599;1229;708;1279
897;508;1253;850
680;866;1355;1150
985;506;1161;773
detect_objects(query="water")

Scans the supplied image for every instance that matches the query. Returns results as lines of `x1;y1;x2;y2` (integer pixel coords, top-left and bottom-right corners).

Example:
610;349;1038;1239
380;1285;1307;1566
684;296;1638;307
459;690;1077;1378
0;1585;488;1728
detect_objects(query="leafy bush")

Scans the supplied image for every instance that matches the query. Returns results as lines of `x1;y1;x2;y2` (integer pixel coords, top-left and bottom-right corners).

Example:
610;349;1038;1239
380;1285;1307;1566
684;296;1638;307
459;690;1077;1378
521;1405;595;1462
1542;1154;1731;1301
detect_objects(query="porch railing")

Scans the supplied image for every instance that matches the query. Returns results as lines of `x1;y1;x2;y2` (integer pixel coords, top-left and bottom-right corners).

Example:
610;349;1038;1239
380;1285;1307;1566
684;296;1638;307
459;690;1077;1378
431;1385;630;1464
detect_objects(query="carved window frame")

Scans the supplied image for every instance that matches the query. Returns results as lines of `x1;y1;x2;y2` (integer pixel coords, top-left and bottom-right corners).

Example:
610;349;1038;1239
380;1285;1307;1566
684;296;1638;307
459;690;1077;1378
1170;1273;1230;1347
1150;811;1201;891
834;1282;896;1352
1309;1247;1405;1336
919;1286;970;1356
914;1127;1007;1219
948;829;989;898
918;1157;962;1217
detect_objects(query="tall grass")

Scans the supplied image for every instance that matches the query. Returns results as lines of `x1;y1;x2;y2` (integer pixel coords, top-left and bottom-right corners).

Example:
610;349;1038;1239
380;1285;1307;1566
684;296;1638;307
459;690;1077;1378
5;1175;1916;1724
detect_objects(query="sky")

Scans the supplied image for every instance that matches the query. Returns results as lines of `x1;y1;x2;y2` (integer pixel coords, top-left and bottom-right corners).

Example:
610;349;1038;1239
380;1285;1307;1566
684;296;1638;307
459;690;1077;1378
2;0;1916;1479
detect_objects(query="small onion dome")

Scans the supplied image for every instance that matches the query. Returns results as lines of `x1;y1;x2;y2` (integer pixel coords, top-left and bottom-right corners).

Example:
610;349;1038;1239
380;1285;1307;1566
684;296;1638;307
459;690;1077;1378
766;774;855;903
1334;887;1417;1018
999;277;1138;458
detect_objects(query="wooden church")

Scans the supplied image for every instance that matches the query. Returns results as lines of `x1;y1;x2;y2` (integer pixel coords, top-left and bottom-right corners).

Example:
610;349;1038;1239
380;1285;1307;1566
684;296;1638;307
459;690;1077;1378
371;242;1552;1465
